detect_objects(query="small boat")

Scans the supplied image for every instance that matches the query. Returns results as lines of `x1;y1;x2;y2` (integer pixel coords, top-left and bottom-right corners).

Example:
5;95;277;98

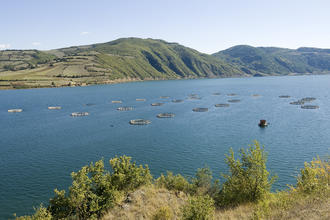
8;109;23;113
157;113;175;118
258;119;268;127
129;119;151;125
48;106;62;110
71;112;89;117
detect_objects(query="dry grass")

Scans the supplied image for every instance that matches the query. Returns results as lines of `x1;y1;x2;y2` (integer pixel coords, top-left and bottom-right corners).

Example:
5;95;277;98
102;186;188;220
214;204;253;220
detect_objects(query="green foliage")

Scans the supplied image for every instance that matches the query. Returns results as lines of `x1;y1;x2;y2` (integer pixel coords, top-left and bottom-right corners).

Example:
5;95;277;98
217;141;276;207
152;206;173;220
181;195;215;220
296;157;329;194
48;156;151;219
156;171;192;193
110;155;153;191
191;167;220;197
16;204;52;220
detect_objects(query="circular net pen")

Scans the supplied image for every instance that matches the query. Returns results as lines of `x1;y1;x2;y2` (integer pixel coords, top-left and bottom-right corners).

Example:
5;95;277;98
136;98;146;101
129;119;151;125
301;105;319;109
227;93;237;96
192;108;208;112
172;99;184;103
213;92;221;95
300;97;316;102
279;95;291;98
48;106;61;110
215;104;230;107
290;100;305;105
8;109;23;113
160;96;170;99
112;100;122;104
228;99;241;103
117;107;134;111
151;103;164;106
71;112;89;117
157;113;175;118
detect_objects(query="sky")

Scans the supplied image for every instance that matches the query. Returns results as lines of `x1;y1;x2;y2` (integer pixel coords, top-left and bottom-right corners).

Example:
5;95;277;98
1;0;329;54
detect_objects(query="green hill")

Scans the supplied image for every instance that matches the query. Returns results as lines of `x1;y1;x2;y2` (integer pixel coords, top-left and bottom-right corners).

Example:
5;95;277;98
1;38;330;89
213;45;330;76
0;38;246;89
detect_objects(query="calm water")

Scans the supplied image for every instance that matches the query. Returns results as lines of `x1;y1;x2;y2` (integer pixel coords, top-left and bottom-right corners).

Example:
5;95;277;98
0;75;329;218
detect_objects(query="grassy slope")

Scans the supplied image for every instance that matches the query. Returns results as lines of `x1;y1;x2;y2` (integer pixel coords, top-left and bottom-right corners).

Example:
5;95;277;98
0;38;246;89
213;45;330;75
103;185;329;220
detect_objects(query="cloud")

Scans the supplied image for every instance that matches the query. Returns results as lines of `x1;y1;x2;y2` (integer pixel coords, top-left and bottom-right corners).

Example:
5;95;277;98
32;42;41;46
0;44;11;50
80;31;90;35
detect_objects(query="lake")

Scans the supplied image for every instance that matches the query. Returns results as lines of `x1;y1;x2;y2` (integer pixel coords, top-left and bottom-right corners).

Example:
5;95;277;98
0;75;329;218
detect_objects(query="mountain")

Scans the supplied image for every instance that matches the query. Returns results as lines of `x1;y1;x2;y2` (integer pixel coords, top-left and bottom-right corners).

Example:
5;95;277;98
212;45;330;76
0;38;329;89
0;38;246;89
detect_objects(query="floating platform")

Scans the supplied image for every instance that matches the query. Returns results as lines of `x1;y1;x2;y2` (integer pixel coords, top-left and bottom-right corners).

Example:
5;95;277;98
136;98;146;101
8;109;23;113
213;93;221;95
192;108;208;112
227;93;237;96
71;112;89;117
252;94;260;97
300;97;316;102
301;105;319;109
129;119;151;125
228;99;241;103
48;106;61;110
157;113;175;118
188;96;201;100
290;100;304;105
172;99;184;103
279;95;291;98
215;104;230;107
151;103;164;106
160;96;170;99
117;107;133;111
112;100;122;104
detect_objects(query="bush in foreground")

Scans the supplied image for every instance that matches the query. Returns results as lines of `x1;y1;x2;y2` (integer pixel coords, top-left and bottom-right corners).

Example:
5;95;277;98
181;195;215;220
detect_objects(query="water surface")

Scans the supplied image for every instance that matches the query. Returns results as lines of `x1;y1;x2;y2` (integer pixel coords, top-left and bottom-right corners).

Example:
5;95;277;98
0;75;329;218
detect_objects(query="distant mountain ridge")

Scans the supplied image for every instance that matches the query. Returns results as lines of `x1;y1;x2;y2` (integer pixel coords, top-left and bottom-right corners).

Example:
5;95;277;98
0;38;329;89
213;45;330;75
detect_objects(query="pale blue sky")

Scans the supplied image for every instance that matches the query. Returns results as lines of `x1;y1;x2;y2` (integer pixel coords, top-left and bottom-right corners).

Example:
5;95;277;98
1;0;329;53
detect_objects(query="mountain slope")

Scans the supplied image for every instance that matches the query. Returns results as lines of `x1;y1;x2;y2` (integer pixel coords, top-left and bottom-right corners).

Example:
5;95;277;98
0;38;246;89
213;45;330;75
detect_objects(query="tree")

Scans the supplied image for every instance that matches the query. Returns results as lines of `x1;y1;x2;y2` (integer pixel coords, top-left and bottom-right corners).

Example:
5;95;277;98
217;141;276;206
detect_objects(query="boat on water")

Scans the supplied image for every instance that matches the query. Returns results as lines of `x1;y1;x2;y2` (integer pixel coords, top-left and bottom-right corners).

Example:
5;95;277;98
8;109;23;113
48;106;61;110
258;119;268;127
71;112;89;117
129;119;151;125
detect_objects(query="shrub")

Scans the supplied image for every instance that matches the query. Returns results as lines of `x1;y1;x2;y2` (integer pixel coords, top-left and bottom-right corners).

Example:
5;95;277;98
110;155;153;191
217;141;276;207
156;171;191;193
296;157;329;194
191;167;220;197
181;195;215;220
16;204;52;220
152;206;173;220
